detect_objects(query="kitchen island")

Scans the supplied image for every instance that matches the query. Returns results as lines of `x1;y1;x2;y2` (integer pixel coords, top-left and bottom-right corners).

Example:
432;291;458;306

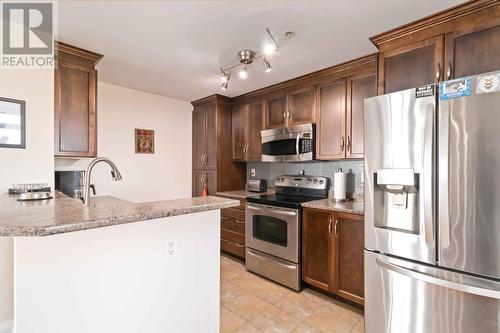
0;192;239;333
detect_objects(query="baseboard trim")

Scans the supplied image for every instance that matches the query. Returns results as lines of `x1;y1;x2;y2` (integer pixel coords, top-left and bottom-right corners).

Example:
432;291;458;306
0;320;13;333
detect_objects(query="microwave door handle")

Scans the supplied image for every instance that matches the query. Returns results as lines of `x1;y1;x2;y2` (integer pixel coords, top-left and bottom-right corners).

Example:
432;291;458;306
296;134;300;157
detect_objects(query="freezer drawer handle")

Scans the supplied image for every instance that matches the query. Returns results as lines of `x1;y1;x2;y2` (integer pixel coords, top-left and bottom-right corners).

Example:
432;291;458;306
376;257;500;300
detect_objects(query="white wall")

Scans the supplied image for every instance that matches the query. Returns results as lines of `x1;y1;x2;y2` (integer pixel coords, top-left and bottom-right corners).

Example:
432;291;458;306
0;69;54;326
55;82;192;202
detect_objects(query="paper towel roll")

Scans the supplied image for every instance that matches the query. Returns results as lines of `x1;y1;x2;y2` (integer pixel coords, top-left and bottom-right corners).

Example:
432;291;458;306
333;169;346;201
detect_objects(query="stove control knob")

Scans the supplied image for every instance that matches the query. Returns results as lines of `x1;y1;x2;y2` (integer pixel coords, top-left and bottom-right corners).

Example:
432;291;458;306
306;179;312;184
313;179;318;184
280;177;285;182
319;180;324;185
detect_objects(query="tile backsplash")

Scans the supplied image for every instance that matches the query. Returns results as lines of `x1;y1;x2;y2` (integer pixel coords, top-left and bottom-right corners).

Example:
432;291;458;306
247;160;364;194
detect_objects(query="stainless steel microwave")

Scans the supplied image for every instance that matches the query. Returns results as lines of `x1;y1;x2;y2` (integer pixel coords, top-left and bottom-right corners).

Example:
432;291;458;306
261;123;315;162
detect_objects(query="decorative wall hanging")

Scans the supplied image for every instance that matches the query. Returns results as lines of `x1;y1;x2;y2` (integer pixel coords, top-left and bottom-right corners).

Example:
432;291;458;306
135;128;155;154
0;97;26;149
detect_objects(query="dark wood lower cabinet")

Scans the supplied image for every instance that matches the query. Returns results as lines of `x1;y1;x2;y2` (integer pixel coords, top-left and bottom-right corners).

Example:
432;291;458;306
192;170;216;197
302;207;364;305
220;197;246;259
302;208;334;291
334;212;364;305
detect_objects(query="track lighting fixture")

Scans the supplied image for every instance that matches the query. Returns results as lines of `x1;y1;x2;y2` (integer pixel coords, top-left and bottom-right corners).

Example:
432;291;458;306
218;28;293;89
263;59;272;73
239;66;248;79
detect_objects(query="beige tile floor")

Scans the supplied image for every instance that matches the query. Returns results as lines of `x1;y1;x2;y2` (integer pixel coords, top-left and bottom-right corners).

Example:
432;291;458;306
220;254;364;333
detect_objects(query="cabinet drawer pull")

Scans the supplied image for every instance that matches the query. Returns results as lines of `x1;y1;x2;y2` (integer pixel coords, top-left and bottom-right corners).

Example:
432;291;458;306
221;216;245;224
221;238;245;248
235;242;245;248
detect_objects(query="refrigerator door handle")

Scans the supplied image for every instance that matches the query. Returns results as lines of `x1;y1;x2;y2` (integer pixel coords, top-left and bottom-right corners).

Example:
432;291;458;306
439;101;450;248
376;257;500;300
422;107;435;245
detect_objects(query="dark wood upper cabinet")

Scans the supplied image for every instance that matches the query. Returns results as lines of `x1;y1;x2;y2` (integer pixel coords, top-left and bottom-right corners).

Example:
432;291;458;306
193;107;207;169
54;42;102;157
191;95;246;197
302;208;334;292
264;90;287;129
231;99;263;162
316;79;346;160
205;104;217;169
378;36;443;95
445;23;500;79
334;213;364;305
372;1;500;94
346;74;376;158
231;104;247;161
247;100;264;161
287;85;316;126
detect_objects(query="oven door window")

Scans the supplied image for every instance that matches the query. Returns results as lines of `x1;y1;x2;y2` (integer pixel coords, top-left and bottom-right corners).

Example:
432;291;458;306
252;215;288;247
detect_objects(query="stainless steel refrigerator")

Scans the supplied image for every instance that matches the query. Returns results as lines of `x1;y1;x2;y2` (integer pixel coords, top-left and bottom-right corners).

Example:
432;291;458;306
364;72;500;333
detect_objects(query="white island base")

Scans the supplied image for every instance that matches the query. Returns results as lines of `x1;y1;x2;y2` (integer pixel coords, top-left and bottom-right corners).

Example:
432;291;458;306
13;210;221;333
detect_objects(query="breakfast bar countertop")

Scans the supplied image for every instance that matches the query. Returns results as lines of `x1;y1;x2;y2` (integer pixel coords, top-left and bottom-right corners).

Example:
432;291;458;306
0;192;239;237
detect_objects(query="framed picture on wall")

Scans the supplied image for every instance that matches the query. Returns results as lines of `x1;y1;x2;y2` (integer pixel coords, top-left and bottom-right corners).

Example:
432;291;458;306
135;128;155;154
0;97;26;149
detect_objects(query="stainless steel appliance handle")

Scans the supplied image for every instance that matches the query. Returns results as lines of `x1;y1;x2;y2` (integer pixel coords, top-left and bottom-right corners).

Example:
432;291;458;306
295;134;300;157
376;257;500;300
246;204;297;216
247;248;297;270
423;106;435;245
439;101;450;248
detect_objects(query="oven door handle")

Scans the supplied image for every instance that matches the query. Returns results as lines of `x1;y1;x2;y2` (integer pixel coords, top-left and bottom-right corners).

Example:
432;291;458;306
246;205;297;216
246;248;297;270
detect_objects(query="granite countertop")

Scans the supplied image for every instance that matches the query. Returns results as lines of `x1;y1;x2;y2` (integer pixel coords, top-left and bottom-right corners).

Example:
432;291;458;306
215;188;275;199
301;198;364;215
0;192;239;237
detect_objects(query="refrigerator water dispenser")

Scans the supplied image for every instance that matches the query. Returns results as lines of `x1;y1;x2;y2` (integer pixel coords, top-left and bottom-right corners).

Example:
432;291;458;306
374;169;419;234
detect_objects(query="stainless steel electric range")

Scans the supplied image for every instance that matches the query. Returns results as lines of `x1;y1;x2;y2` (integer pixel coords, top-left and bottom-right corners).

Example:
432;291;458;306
245;175;329;290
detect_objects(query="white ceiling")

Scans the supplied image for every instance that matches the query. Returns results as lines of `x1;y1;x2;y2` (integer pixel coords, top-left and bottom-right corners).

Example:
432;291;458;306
57;0;463;102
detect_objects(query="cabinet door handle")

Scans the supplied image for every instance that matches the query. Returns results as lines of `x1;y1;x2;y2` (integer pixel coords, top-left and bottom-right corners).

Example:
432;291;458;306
200;174;205;185
328;219;332;237
340;136;345;152
436;63;441;82
334;219;339;238
447;63;452;79
200;153;204;165
204;153;208;165
347;136;351;152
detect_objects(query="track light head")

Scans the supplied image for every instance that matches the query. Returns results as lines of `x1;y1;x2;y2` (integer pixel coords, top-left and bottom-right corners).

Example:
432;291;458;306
239;66;248;79
220;81;228;90
263;59;272;73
